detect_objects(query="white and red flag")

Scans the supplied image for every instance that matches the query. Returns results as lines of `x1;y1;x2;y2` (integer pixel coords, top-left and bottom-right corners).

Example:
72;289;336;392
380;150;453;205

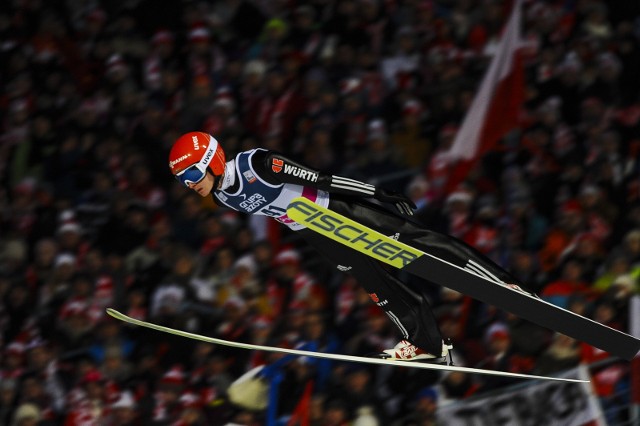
443;0;525;192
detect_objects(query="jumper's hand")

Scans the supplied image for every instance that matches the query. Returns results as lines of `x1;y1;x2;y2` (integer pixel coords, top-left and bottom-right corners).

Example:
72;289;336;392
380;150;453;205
374;188;416;216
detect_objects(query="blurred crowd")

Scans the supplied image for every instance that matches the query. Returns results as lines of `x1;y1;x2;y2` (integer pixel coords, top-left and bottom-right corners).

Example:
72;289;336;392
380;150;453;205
1;0;640;425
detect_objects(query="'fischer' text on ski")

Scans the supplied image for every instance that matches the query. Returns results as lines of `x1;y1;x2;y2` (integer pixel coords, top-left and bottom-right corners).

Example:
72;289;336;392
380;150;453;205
288;199;419;267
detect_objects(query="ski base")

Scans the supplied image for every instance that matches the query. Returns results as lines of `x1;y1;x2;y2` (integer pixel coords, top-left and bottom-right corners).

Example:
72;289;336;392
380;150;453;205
106;309;587;383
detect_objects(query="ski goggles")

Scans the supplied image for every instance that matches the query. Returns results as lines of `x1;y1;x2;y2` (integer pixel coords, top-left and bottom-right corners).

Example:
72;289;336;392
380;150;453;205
174;144;216;187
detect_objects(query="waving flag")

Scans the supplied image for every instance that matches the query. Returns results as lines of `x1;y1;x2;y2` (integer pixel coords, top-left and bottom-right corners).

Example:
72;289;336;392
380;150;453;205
444;0;525;191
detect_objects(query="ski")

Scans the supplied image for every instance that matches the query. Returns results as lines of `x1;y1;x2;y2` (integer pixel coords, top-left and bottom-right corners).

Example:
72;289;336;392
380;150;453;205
286;197;640;361
105;309;586;383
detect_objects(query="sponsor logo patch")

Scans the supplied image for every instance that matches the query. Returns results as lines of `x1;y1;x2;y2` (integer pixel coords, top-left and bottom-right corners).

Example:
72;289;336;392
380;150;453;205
367;293;388;306
192;135;200;150
239;194;267;212
272;158;283;173
169;154;189;169
202;146;214;164
283;164;318;182
287;199;421;268
243;170;257;183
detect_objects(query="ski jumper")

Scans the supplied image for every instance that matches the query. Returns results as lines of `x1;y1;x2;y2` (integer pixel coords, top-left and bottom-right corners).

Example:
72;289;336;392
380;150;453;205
213;149;524;355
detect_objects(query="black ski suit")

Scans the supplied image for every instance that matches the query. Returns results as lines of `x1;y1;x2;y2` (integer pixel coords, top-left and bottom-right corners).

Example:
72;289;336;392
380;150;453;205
211;148;523;355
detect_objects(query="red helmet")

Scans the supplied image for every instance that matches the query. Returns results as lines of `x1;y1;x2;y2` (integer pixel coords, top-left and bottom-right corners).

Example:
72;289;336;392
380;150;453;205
169;132;226;186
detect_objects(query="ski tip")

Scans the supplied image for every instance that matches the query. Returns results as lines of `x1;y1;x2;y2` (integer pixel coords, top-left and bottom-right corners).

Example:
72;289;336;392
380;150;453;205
565;378;591;384
106;308;123;319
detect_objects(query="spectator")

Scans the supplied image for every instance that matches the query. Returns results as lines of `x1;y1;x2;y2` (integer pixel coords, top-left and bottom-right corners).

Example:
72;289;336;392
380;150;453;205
330;365;381;420
442;189;474;239
200;246;236;304
381;27;420;91
391;386;439;426
439;372;479;401
504;311;550;359
463;195;501;259
215;253;259;309
501;191;549;252
25;238;58;291
148;365;188;425
215;297;251;372
107;390;138;426
558;232;606;283
507;249;546;293
175;392;205;425
0;378;18;424
11;403;42;426
300;126;338;173
533;333;581;376
475;323;533;392
64;369;112;425
390;99;432;168
541;259;594;309
150;244;198;314
99;345;134;385
593;252;632;292
344;305;395;360
321;398;351;426
3;284;33;345
89;319;135;373
266;248;326;318
16;374;54;422
538;200;586;273
250;239;275;283
353;119;404;180
620;229;640;265
55;299;95;351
